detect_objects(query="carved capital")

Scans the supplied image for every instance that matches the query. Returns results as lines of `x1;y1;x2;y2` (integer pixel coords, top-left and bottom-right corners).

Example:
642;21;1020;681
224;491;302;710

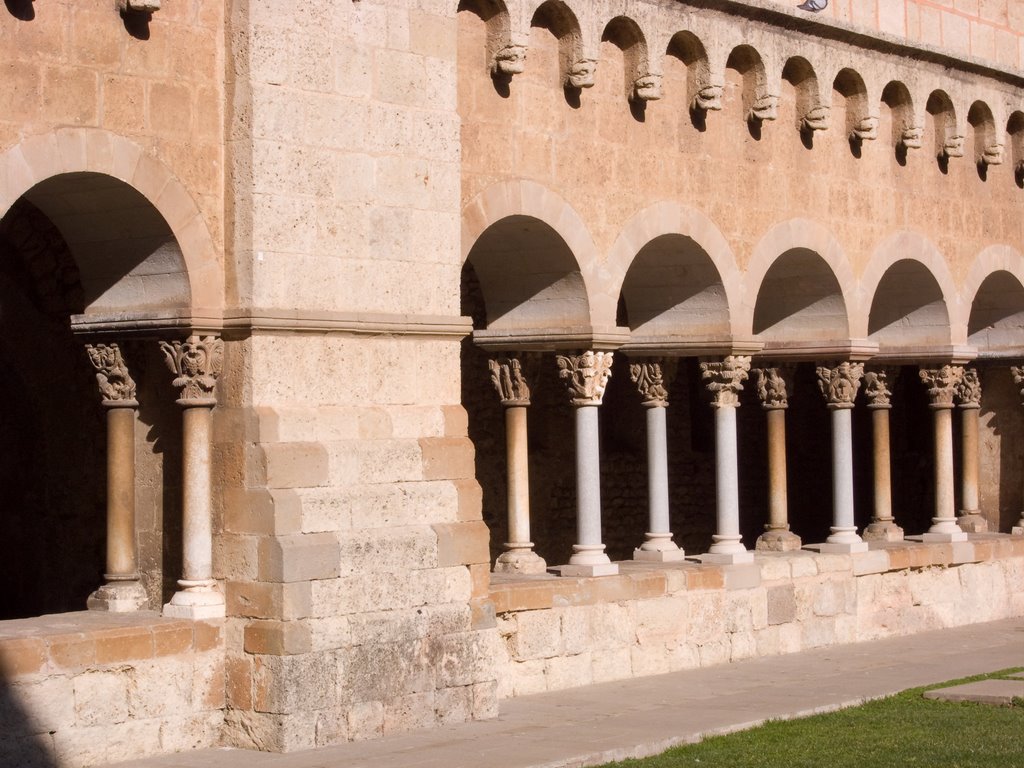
862;369;892;409
753;367;789;410
701;356;750;408
801;105;830;133
556;351;613;406
86;343;137;406
1012;366;1024;403
749;94;779;123
488;357;531;406
630;361;668;407
160;335;223;405
955;367;982;408
919;365;964;408
567;58;597;89
816;362;864;408
492;44;527;77
851;115;878;142
632;74;663;102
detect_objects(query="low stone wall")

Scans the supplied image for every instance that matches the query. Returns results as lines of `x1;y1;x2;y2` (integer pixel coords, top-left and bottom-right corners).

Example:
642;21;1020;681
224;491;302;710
0;612;224;767
489;536;1024;699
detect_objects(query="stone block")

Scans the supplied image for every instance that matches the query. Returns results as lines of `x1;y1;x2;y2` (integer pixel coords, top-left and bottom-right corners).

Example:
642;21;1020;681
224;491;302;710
592;647;634;683
253;652;338;715
544;652;592;692
128;659;191;718
244;620;313;655
789;553;819;578
511;610;562;660
74;670;130;727
723;563;762;590
9;677;75;734
93;626;154;664
852;549;890;576
756;554;792;582
419;436;476;480
226;580;312;620
153;624;193;657
0;638;46;678
766;584;797;625
434;685;473;725
259;442;330;489
259;533;341;583
433;521;490;567
49;634;97;670
347;700;384;741
383;691;436;735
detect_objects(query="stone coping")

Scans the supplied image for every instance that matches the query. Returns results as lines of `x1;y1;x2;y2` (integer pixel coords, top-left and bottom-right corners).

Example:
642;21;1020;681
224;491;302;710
489;535;1024;614
0;610;224;680
923;678;1024;705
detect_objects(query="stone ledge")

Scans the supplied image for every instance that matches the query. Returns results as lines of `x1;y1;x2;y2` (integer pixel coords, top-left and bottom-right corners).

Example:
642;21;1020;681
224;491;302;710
0;611;224;680
488;534;1024;613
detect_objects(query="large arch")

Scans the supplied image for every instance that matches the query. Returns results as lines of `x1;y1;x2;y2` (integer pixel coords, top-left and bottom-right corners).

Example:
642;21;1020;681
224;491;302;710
607;201;740;342
0;128;222;316
964;245;1024;355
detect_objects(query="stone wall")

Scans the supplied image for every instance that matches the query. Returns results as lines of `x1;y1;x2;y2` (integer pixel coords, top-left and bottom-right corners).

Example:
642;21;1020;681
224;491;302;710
490;538;1024;698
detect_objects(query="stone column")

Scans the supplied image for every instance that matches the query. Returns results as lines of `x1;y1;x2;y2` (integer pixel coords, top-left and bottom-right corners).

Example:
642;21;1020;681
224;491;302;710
85;344;148;612
629;360;684;561
919;365;968;542
488;356;546;574
555;351;617;576
753;367;801;551
698;356;753;564
955;368;987;533
160;335;226;618
1010;367;1024;535
816;362;868;553
862;370;903;542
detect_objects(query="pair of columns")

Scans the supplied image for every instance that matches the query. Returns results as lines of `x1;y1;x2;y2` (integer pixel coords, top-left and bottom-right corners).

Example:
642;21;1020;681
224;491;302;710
84;336;225;618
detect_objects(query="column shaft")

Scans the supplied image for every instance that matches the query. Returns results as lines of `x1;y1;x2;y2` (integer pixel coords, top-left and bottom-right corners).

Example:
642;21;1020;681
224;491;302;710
635;406;683;560
106;407;138;578
708;405;748;557
822;407;866;551
571;405;606;559
863;406;903;541
765;408;787;531
494;405;546;574
923;406;965;540
180;405;214;584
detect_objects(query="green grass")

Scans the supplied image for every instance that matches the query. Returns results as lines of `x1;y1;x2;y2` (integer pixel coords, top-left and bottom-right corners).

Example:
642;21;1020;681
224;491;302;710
602;669;1024;768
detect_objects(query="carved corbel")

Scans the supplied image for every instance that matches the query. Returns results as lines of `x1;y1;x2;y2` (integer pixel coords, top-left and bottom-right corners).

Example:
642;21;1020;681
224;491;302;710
899;125;923;150
118;0;160;11
632;74;663;102
749;94;779;123
941;134;965;159
851;115;879;143
800;104;830;133
567;58;597;89
982;142;1004;166
556;351;614;406
492;44;527;78
692;81;724;113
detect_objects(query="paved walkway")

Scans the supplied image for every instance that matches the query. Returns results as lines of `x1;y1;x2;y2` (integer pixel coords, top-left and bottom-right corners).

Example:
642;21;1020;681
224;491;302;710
112;618;1024;768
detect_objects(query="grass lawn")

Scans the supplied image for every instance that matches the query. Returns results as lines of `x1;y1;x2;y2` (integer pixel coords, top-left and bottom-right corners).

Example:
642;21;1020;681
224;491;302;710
602;669;1024;768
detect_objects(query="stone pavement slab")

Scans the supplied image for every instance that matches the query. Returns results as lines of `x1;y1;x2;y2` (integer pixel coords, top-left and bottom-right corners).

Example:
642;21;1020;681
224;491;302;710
923;678;1024;705
109;618;1024;768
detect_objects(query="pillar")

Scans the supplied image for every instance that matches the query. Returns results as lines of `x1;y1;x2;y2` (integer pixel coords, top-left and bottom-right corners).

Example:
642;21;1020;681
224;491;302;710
955;368;987;533
1011;367;1024;535
698;356;753;564
815;362;868;553
85;344;148;612
629;360;684;561
554;351;617;576
161;335;226;618
753;367;801;551
488;356;546;574
919;365;968;542
862;370;904;542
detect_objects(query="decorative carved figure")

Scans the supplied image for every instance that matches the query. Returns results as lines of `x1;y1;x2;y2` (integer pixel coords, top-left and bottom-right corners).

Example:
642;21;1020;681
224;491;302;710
556;351;614;406
862;370;892;408
86;343;137;403
982;143;1004;166
493;45;527;77
700;356;750;408
753;367;788;409
942;134;965;159
693;83;724;112
801;104;830;133
900;125;923;150
633;74;663;102
1012;366;1024;399
119;0;160;11
749;94;779;122
851;115;878;142
816;362;864;407
160;335;224;402
956;368;982;407
489;357;530;406
919;365;964;407
567;59;597;89
630;362;668;407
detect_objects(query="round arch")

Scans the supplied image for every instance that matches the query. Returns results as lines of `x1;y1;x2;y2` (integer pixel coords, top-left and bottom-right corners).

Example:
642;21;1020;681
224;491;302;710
0;128;222;315
963;244;1024;354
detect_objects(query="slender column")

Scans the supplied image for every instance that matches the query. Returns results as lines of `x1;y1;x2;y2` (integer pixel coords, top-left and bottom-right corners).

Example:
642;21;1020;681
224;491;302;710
85;344;148;612
555;351;618;576
488;356;546;574
816;362;868;553
1011;367;1024;535
955;369;987;533
753;367;801;551
629;360;684;561
919;365;968;542
161;335;226;618
862;370;903;542
698;356;753;564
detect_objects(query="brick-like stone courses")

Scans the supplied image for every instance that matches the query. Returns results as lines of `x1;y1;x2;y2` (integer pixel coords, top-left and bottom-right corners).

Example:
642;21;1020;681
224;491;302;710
490;537;1024;698
0;613;224;767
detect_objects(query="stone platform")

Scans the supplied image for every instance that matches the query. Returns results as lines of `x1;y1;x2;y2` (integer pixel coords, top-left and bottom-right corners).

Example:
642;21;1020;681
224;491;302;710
923;678;1024;705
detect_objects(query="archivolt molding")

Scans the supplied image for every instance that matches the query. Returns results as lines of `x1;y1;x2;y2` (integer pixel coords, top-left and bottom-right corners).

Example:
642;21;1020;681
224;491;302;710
461;180;602;328
605;201;741;335
743;218;856;337
858;231;960;342
0;128;223;317
963;244;1024;309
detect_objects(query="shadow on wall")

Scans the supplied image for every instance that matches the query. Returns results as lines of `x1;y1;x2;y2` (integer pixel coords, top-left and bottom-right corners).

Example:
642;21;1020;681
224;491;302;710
0;673;58;768
982;367;1024;532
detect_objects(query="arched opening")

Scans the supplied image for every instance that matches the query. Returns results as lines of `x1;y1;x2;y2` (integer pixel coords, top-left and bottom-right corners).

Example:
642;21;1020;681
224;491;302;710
601;15;652;108
531;0;584;90
0;172;190;619
969;271;1024;353
880;81;917;163
752;248;848;340
867;259;950;347
833;68;874;153
461;216;589;568
968;101;1000;179
725;45;772;137
925;90;961;171
781;57;826;146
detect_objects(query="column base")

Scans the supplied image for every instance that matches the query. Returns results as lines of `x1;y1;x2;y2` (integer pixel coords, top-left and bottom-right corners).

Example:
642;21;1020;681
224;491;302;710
1013;520;1024;536
495;548;548;575
163;585;225;620
634;548;686;562
568;543;611;567
87;581;149;613
915;530;968;543
808;541;869;554
956;512;988;533
755;529;802;552
554;562;620;577
863;520;905;542
695;551;754;565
